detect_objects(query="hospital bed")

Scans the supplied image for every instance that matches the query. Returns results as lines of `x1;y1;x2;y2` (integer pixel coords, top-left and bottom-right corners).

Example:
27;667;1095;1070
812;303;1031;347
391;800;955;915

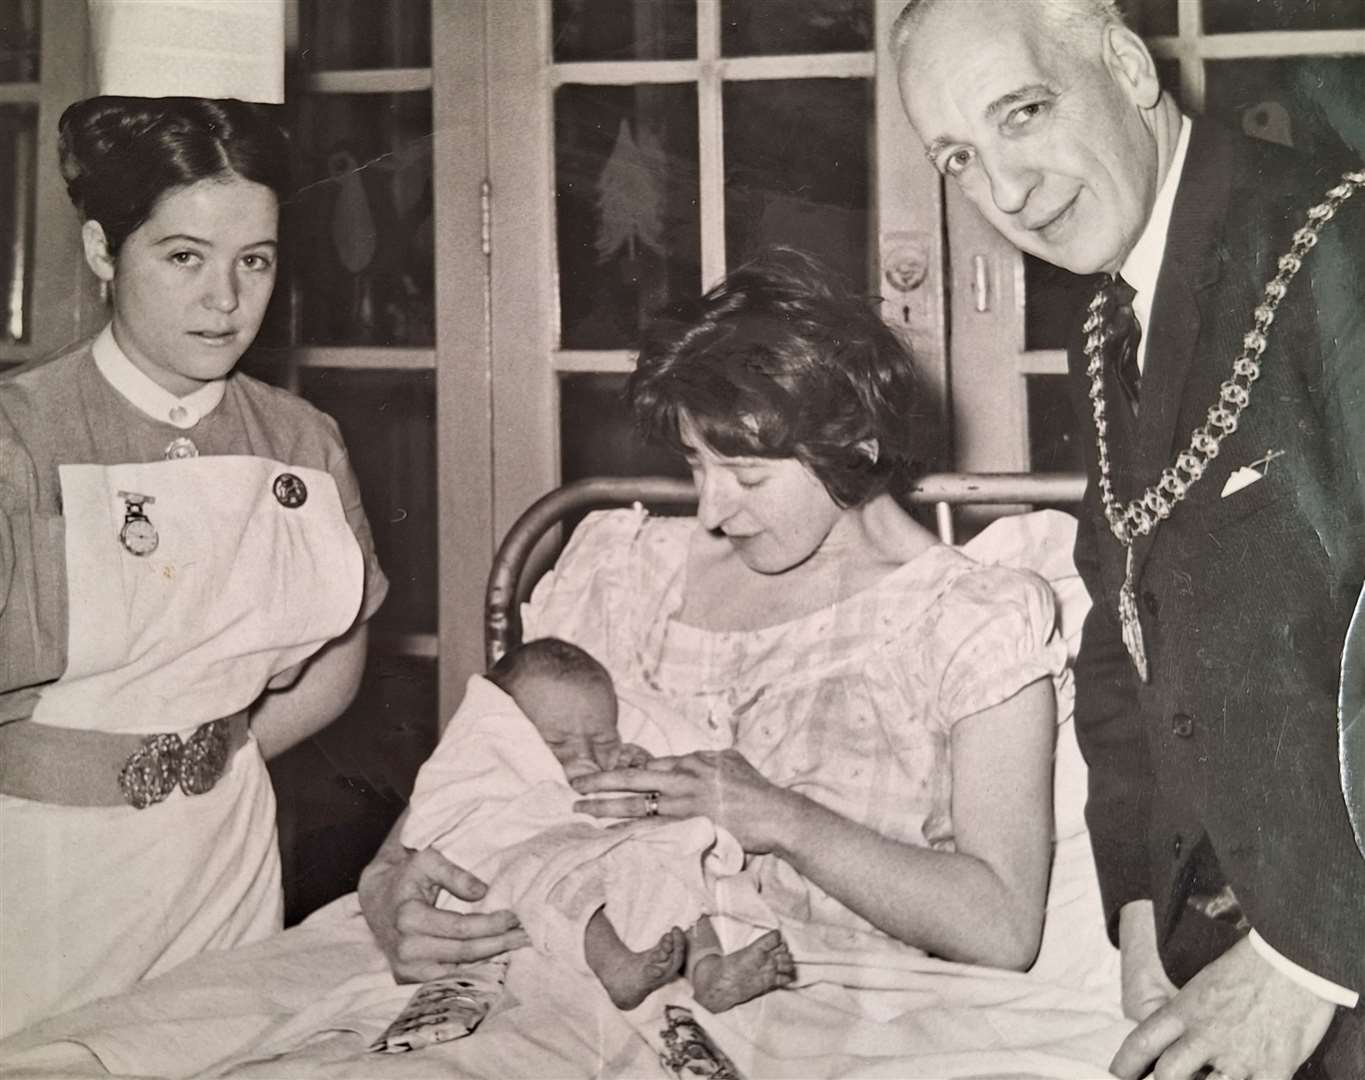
0;471;1135;1080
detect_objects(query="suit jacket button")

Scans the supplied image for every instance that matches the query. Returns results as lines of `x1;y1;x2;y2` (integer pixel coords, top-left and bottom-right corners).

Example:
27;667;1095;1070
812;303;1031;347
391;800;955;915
1172;834;1183;857
1142;590;1159;616
1171;712;1195;738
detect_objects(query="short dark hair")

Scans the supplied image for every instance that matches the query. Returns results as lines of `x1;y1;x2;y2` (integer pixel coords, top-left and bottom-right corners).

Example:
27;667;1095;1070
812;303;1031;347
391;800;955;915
626;247;930;508
488;637;614;698
58;95;291;255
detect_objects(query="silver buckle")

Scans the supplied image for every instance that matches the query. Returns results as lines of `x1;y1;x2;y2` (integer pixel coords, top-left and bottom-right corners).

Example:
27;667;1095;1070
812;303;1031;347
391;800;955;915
117;719;231;809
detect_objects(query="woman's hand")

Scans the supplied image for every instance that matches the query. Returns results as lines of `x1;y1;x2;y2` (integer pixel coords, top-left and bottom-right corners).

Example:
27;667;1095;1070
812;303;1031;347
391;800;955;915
357;811;530;983
571;749;799;853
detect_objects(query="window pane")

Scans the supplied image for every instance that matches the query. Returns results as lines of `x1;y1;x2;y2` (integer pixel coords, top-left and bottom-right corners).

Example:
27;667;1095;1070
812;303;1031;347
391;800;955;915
298;368;437;636
724;78;872;291
721;0;872;56
553;0;696;61
1120;0;1178;37
272;653;435;925
1027;375;1084;474
298;0;429;69
0;0;39;81
1206;57;1365;166
0;105;36;345
290;93;434;346
1204;0;1364;34
1024;254;1094;352
560;373;691;482
555;83;700;350
559;373;693;534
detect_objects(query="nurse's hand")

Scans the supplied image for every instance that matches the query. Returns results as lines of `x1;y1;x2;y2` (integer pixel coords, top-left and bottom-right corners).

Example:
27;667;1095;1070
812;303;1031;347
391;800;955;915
358;815;530;983
571;749;799;854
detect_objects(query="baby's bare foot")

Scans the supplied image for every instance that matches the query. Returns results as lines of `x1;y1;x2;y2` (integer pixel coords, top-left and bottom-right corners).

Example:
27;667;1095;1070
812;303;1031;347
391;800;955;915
597;926;686;1010
691;929;796;1013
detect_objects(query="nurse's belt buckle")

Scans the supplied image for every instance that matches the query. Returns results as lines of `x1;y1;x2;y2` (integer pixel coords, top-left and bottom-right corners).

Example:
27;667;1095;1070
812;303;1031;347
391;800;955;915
117;719;231;809
117;490;159;557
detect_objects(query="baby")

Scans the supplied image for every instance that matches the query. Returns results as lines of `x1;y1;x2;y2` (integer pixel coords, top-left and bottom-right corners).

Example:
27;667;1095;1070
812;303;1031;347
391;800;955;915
485;637;794;1012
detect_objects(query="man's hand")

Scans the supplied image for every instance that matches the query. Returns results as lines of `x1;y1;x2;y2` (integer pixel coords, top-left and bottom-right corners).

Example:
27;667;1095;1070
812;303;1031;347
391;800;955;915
1110;936;1337;1080
357;840;530;983
1118;900;1178;1021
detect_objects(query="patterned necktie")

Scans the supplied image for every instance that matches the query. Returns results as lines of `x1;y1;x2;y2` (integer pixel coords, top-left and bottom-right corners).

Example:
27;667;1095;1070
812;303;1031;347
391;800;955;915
1107;275;1142;415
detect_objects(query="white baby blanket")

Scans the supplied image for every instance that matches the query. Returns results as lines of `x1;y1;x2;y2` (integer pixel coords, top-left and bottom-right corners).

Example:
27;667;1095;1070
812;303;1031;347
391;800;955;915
402;675;754;969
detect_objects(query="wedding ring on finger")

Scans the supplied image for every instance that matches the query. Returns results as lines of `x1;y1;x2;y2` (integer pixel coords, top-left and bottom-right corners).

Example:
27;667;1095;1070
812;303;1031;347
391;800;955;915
644;790;661;818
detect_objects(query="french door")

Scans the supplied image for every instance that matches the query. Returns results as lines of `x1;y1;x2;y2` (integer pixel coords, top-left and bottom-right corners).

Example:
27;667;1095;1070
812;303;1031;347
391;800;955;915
484;0;948;611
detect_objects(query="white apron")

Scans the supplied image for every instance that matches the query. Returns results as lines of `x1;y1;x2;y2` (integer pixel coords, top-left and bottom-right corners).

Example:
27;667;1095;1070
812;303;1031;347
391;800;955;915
0;456;364;1037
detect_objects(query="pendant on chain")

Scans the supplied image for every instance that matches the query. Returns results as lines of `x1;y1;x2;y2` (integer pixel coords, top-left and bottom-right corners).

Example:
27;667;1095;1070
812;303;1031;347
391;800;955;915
1117;545;1149;683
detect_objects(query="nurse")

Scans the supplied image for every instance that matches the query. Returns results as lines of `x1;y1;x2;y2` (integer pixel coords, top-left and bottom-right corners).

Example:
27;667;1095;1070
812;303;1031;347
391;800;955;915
0;92;388;1034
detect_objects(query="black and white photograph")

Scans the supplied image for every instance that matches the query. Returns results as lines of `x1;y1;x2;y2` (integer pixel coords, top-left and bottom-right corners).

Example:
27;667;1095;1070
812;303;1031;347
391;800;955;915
0;1;1361;1077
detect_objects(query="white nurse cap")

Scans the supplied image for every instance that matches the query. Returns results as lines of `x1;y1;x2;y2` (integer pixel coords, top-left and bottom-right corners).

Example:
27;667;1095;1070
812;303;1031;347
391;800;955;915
89;0;284;104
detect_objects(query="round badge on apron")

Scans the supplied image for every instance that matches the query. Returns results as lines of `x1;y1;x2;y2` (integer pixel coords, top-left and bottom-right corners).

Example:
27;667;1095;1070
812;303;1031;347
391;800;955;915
273;473;308;508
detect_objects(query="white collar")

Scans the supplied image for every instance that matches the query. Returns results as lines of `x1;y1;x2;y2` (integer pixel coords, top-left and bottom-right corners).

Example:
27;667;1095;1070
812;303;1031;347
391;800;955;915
91;324;227;430
1119;115;1191;369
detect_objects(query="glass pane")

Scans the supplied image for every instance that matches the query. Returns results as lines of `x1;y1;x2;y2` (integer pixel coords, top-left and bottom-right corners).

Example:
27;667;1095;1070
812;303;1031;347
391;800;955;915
560;373;692;482
724;78;872;291
553;0;696;61
721;0;872;56
1121;0;1178;37
560;373;693;535
1206;57;1365;166
298;0;429;69
1155;58;1187;110
0;105;36;345
290;93;434;346
1027;375;1084;474
1024;254;1094;352
0;0;39;80
555;83;700;350
298;368;437;636
272;653;436;925
1205;0;1364;34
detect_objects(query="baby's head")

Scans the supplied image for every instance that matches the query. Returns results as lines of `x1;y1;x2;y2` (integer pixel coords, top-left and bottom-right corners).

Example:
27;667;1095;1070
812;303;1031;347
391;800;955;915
487;638;622;781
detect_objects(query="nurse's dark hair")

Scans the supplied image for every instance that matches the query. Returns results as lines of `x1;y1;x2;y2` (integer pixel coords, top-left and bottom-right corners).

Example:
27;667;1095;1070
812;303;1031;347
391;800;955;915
627;246;930;508
58;95;290;255
488;637;613;698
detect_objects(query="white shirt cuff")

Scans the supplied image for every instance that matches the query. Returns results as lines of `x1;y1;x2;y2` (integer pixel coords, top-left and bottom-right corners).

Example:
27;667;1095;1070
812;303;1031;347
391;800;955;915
1248;930;1359;1008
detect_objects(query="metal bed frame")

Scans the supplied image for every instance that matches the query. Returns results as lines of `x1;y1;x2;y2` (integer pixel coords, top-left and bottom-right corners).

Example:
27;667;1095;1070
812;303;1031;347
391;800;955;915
485;471;1087;665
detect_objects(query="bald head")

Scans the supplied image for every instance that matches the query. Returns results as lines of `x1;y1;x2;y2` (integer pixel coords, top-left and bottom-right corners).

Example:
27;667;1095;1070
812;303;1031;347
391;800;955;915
893;0;1180;276
892;0;1126;56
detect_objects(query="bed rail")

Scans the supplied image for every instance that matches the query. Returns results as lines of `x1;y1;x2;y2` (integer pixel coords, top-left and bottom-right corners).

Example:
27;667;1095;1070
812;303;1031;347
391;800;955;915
485;472;1087;665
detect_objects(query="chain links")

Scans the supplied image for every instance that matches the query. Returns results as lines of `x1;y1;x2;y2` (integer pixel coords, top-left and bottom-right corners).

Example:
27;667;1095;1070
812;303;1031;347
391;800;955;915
1086;169;1364;548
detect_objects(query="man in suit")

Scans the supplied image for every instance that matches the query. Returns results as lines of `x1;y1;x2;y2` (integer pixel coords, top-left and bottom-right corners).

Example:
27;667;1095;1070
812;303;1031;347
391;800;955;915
893;2;1364;1078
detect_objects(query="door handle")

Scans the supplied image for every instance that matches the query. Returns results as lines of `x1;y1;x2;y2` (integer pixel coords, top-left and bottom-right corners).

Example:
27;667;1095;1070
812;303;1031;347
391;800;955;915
971;255;990;313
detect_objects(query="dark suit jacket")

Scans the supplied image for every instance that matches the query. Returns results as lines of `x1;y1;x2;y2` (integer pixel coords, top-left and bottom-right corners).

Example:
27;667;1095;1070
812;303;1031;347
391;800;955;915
1068;120;1365;995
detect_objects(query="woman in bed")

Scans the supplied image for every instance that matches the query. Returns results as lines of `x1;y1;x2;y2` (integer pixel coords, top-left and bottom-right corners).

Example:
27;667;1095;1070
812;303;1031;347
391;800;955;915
369;247;1064;977
0;95;387;1035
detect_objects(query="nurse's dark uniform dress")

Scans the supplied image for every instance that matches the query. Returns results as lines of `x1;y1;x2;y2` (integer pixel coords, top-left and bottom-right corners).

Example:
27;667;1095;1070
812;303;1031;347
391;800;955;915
0;327;389;1035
